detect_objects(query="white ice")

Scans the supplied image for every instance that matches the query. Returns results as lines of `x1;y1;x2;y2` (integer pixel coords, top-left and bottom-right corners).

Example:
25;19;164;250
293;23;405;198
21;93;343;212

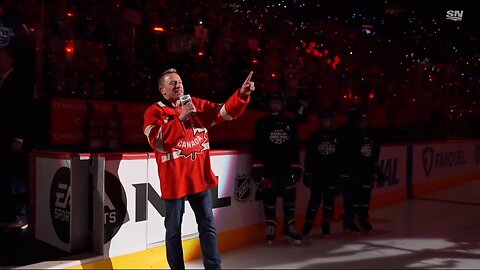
186;180;480;269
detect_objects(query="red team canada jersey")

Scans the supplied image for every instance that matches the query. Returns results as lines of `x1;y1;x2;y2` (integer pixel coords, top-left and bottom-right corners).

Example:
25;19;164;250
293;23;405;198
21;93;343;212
143;90;250;199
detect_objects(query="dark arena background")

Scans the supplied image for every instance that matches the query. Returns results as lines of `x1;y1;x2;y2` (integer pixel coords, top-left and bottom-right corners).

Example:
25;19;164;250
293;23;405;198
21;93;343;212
0;0;479;268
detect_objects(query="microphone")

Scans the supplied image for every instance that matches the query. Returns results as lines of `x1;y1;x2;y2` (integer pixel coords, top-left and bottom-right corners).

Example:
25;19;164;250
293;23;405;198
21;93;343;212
180;94;196;116
180;94;192;106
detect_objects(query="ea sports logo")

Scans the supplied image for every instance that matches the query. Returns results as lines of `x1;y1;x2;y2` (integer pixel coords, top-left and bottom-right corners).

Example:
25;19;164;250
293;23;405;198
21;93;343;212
104;171;127;243
50;167;72;243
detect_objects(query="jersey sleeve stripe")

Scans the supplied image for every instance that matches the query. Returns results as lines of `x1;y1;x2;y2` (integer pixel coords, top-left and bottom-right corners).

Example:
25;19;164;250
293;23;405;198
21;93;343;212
144;124;155;137
144;124;165;153
155;126;165;152
220;104;234;121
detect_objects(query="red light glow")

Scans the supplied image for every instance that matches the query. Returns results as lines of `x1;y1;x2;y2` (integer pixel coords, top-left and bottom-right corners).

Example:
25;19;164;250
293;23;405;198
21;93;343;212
65;41;74;55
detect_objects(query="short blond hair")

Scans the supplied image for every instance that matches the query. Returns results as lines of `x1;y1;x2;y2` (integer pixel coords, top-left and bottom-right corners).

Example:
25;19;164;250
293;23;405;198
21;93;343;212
158;68;177;88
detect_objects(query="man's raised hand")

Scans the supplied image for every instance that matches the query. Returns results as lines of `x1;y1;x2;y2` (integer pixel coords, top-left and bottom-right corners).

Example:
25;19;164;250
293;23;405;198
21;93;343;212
240;71;255;97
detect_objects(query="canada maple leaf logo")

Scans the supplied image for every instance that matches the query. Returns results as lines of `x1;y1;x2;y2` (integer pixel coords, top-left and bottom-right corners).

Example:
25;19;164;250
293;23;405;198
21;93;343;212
174;128;209;160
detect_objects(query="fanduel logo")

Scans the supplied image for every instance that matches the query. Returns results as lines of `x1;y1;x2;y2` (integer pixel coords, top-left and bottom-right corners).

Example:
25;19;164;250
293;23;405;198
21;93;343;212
423;147;434;177
434;150;466;169
422;146;466;177
446;10;464;21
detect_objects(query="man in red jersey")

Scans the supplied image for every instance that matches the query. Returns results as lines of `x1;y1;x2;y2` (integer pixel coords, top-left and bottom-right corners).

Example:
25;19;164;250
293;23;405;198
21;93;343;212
143;68;254;269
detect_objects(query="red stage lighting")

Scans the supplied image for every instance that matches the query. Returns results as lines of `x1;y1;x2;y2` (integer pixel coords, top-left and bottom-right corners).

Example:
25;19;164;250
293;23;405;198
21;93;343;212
65;41;74;61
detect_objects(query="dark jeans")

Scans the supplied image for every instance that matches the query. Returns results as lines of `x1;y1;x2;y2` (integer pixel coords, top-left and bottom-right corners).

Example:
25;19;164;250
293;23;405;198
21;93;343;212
164;189;221;269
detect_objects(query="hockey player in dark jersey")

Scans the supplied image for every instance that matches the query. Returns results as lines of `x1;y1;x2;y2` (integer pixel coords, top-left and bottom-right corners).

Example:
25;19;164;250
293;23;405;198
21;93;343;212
335;107;362;233
251;93;303;245
336;107;381;233
302;109;338;237
354;112;381;231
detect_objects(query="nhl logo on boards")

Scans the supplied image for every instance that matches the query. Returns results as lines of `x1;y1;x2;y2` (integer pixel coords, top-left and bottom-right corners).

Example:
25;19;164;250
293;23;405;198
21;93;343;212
234;175;251;202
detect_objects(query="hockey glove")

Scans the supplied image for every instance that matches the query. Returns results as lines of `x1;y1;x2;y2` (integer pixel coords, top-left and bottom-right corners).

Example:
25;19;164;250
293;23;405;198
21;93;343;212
255;177;273;201
290;163;303;183
373;165;386;184
251;163;265;187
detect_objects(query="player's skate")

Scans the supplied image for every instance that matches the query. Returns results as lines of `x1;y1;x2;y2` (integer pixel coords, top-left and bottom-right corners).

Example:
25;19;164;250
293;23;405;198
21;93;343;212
359;219;373;232
301;220;314;236
265;222;276;245
343;220;361;235
284;220;302;245
321;221;331;237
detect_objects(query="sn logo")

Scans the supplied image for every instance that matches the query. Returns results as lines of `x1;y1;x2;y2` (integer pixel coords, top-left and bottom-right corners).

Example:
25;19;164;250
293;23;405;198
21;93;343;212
446;10;464;21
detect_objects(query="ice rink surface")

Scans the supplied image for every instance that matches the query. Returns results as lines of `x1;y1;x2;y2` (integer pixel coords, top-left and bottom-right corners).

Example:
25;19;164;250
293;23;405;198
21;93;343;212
186;180;480;269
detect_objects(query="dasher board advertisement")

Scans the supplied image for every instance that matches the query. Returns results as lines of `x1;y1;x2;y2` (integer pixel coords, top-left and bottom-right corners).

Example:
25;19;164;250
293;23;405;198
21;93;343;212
34;153;89;252
101;154;148;258
373;145;407;196
146;152;264;245
413;141;480;184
